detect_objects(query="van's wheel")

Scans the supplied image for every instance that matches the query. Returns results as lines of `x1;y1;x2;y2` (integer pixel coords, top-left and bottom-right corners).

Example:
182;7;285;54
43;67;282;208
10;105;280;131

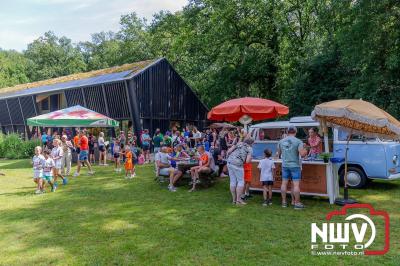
339;166;367;189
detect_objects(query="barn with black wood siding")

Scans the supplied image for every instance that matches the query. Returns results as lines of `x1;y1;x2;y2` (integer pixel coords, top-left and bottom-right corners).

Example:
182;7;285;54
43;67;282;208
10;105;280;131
0;58;208;137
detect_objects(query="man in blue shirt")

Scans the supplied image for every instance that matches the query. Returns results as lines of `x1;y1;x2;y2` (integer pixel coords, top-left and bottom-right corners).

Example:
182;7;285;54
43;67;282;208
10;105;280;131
277;126;307;210
41;131;48;148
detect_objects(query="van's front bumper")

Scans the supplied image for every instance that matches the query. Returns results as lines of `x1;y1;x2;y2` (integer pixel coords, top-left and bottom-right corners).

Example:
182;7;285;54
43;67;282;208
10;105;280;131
388;173;400;180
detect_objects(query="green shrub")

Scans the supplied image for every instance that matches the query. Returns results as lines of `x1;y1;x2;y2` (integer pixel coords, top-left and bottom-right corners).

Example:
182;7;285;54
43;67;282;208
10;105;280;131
0;133;41;159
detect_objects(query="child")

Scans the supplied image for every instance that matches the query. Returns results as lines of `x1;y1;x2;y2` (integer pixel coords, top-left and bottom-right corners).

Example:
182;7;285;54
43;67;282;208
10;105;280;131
51;139;68;186
120;143;125;163
32;146;45;194
257;149;275;206
137;151;145;165
241;162;253;200
113;139;121;172
42;150;56;192
124;146;135;179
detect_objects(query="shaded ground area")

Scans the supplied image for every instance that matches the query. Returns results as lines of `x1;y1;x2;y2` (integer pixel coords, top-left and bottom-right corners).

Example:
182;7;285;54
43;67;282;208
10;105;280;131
0;160;398;265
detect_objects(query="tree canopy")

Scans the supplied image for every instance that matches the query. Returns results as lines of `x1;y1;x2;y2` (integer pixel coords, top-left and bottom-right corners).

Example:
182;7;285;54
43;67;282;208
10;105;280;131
1;0;400;117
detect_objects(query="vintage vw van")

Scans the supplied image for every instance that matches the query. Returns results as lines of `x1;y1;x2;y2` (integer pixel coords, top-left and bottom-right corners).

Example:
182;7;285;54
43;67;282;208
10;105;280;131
249;116;400;188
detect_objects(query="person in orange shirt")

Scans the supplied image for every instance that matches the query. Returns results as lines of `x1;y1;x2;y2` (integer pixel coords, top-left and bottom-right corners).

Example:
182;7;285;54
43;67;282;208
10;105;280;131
73;132;85;166
189;145;211;192
124;146;135;179
73;130;94;177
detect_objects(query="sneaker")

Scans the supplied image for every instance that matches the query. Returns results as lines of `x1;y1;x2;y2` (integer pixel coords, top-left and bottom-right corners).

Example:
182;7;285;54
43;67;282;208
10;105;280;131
236;200;247;205
168;186;177;192
35;189;41;194
246;194;253;198
62;178;68;185
52;183;58;192
88;171;95;175
240;195;248;201
268;199;273;206
282;202;288;208
262;200;268;206
294;203;305;210
73;172;80;177
41;190;46;194
132;173;136;177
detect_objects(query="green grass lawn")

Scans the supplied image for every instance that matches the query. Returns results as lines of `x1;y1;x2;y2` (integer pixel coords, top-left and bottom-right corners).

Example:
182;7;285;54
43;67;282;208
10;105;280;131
0;159;399;265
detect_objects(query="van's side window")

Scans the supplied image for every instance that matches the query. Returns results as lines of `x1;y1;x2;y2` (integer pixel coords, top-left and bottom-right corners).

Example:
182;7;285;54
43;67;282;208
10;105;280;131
338;130;375;142
258;129;282;141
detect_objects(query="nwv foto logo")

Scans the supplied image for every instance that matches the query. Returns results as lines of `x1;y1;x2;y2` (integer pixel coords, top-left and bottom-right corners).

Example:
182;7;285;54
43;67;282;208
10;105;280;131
310;204;390;256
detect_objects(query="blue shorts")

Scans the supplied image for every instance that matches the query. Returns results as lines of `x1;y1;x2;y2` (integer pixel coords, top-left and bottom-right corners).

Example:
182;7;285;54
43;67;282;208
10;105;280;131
282;167;301;181
142;143;150;151
79;150;88;161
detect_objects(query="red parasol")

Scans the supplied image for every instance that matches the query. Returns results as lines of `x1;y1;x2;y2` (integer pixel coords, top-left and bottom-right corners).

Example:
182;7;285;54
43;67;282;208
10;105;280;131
207;97;289;122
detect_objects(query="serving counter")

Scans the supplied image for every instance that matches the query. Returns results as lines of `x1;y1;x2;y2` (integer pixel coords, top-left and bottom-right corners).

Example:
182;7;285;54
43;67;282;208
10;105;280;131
250;159;339;204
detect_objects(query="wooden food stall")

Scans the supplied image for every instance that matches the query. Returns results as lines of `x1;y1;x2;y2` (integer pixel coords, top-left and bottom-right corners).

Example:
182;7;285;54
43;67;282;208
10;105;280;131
250;159;338;204
249;117;339;204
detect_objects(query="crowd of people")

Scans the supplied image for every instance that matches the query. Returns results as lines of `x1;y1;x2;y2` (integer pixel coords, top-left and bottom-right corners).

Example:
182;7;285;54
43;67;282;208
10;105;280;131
30;124;318;210
31;128;140;194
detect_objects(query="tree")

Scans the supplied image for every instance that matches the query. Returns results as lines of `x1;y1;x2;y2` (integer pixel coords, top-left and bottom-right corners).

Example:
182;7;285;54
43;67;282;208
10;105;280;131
149;0;281;107
24;31;87;81
78;31;122;70
0;49;30;88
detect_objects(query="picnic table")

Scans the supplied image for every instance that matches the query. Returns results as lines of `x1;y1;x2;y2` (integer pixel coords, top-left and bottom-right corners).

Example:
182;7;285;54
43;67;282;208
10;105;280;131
177;160;198;173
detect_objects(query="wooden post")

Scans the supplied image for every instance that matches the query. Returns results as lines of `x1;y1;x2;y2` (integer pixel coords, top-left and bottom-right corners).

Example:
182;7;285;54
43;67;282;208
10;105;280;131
343;130;352;200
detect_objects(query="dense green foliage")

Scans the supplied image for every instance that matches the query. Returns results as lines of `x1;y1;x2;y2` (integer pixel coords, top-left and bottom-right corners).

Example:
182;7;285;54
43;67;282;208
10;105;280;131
0;134;40;159
1;0;400;117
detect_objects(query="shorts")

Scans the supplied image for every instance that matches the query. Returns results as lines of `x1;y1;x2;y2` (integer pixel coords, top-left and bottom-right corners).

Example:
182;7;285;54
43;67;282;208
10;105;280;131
159;167;174;176
262;181;274;186
54;161;62;170
243;163;252;182
79;150;89;161
89;147;95;155
142;143;150;151
75;147;80;154
114;153;120;159
154;147;161;154
282;167;301;181
41;175;53;182
99;145;105;152
227;163;244;187
33;171;42;179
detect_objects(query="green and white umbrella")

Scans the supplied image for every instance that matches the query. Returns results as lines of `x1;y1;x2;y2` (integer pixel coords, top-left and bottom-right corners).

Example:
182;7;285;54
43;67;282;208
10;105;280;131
27;105;119;127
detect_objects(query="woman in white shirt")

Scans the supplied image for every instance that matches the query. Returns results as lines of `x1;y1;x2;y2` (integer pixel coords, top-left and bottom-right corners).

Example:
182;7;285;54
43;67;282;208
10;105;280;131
98;132;107;166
